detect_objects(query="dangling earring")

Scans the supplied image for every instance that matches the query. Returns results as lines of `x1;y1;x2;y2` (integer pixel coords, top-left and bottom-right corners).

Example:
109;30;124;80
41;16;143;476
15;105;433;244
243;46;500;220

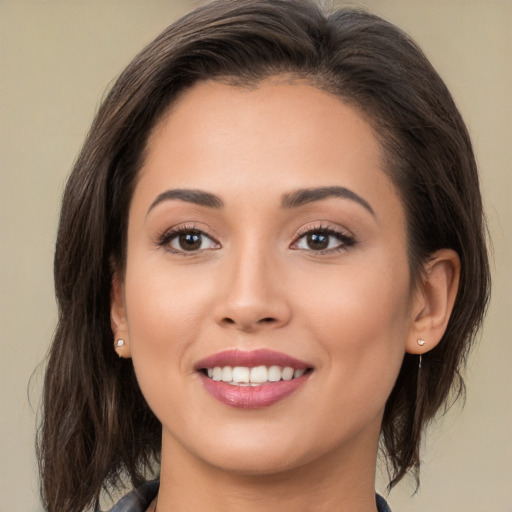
417;339;425;369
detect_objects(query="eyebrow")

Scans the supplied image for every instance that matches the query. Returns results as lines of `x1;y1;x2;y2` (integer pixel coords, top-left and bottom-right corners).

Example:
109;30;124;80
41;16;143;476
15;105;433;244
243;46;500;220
147;189;224;214
147;185;374;217
281;186;375;216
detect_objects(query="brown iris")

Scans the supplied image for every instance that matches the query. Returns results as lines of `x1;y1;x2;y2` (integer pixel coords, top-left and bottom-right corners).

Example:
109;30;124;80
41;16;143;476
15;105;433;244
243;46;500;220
306;233;329;250
178;231;202;251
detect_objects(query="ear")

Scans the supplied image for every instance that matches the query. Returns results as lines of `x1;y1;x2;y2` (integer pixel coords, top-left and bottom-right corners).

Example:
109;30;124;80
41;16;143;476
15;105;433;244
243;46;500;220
406;249;460;355
111;270;131;358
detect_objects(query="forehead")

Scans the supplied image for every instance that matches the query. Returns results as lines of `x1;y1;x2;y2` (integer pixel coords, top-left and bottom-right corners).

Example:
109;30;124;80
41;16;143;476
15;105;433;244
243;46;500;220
147;79;382;159
137;79;401;222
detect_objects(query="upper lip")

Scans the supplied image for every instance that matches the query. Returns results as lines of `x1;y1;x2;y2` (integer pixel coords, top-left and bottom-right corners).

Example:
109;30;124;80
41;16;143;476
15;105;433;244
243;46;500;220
194;349;312;370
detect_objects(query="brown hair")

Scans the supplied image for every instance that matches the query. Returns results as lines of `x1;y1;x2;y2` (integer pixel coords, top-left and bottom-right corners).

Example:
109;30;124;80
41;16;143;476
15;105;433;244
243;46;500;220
37;1;490;511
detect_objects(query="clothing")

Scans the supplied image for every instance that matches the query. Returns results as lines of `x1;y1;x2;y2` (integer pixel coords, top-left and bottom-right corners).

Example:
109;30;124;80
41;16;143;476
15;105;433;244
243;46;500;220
376;493;392;512
100;481;159;512
104;480;392;512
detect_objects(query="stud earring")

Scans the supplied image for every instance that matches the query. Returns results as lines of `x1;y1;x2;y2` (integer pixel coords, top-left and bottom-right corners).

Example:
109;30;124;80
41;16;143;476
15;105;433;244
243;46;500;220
115;339;126;358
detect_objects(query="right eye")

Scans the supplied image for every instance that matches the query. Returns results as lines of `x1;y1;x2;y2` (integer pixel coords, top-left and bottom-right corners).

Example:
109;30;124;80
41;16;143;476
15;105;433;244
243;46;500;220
161;228;220;254
291;225;355;255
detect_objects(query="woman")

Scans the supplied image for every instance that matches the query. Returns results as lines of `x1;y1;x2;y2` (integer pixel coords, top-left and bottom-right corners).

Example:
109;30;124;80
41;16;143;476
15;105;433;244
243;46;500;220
37;1;490;511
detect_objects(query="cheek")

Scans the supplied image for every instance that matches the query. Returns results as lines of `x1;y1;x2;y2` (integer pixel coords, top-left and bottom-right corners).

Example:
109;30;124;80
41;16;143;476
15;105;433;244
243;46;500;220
293;257;412;397
122;259;215;393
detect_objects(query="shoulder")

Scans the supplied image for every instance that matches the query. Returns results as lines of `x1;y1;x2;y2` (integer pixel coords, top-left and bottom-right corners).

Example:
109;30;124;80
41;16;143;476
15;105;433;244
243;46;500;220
99;481;159;512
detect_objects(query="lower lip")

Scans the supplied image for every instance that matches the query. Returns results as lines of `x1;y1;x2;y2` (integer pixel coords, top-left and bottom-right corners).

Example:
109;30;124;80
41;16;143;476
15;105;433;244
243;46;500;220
199;372;310;409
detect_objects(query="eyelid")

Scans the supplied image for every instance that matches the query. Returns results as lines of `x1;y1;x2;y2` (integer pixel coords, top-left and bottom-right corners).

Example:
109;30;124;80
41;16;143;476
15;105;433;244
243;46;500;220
295;221;354;240
294;222;353;239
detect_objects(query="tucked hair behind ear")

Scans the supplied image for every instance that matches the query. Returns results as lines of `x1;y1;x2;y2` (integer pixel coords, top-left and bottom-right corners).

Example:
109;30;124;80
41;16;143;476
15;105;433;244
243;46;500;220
38;1;490;510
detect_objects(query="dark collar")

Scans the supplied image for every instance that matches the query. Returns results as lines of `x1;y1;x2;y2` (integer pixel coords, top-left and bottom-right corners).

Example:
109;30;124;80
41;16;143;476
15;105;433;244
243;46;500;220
106;481;392;512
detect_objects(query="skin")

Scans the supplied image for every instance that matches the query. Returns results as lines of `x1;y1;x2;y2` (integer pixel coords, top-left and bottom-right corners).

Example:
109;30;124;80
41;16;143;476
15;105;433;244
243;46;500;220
112;80;460;512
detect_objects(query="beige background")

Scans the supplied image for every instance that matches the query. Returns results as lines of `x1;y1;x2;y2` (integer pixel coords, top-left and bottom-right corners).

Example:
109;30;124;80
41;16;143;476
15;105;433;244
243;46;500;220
0;1;510;511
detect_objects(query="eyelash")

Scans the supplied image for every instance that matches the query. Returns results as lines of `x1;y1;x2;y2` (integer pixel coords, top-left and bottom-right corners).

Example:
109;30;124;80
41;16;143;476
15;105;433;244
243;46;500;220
157;224;355;256
157;224;220;256
292;224;356;255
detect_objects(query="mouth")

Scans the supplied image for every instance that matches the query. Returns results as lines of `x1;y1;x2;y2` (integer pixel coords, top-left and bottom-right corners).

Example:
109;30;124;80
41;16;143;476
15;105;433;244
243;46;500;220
201;365;311;386
195;349;314;409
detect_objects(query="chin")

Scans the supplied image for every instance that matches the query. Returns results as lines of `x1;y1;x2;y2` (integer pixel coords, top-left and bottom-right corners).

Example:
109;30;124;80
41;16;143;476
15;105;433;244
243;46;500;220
166;422;312;476
201;448;306;477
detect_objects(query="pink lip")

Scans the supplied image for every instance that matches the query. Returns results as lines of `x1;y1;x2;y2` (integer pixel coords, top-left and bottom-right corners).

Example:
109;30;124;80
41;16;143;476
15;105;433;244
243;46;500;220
199;374;310;409
195;349;313;409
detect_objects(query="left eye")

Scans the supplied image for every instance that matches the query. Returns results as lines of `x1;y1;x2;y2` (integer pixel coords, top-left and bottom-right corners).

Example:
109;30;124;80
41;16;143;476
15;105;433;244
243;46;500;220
166;230;219;252
294;229;352;252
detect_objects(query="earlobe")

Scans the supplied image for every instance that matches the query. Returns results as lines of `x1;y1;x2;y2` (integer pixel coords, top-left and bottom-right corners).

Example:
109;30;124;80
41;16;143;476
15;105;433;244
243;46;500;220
111;270;132;358
406;249;460;354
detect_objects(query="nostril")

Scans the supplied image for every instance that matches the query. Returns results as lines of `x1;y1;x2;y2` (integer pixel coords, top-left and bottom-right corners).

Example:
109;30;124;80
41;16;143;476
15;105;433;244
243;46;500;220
218;315;282;329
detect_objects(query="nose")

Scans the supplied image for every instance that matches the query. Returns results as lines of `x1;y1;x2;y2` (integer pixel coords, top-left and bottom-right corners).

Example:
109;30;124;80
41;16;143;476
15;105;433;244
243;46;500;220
213;247;292;333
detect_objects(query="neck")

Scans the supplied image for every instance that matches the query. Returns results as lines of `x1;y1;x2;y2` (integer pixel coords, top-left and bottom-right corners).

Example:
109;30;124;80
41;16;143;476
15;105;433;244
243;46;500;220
155;427;381;512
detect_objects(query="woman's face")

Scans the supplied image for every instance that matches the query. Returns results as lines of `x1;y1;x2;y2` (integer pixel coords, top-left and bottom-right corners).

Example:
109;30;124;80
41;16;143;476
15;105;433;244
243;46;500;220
114;80;422;475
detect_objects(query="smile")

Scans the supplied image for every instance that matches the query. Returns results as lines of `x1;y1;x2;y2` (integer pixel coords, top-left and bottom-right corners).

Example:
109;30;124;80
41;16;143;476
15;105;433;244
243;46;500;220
204;365;308;385
196;349;314;408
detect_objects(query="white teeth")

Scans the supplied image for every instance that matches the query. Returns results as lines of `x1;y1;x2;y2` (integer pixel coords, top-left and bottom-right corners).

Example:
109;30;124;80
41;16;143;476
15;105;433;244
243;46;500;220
282;367;294;380
221;366;233;382
205;365;308;385
232;366;250;383
250;365;268;383
212;367;222;381
268;365;282;382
